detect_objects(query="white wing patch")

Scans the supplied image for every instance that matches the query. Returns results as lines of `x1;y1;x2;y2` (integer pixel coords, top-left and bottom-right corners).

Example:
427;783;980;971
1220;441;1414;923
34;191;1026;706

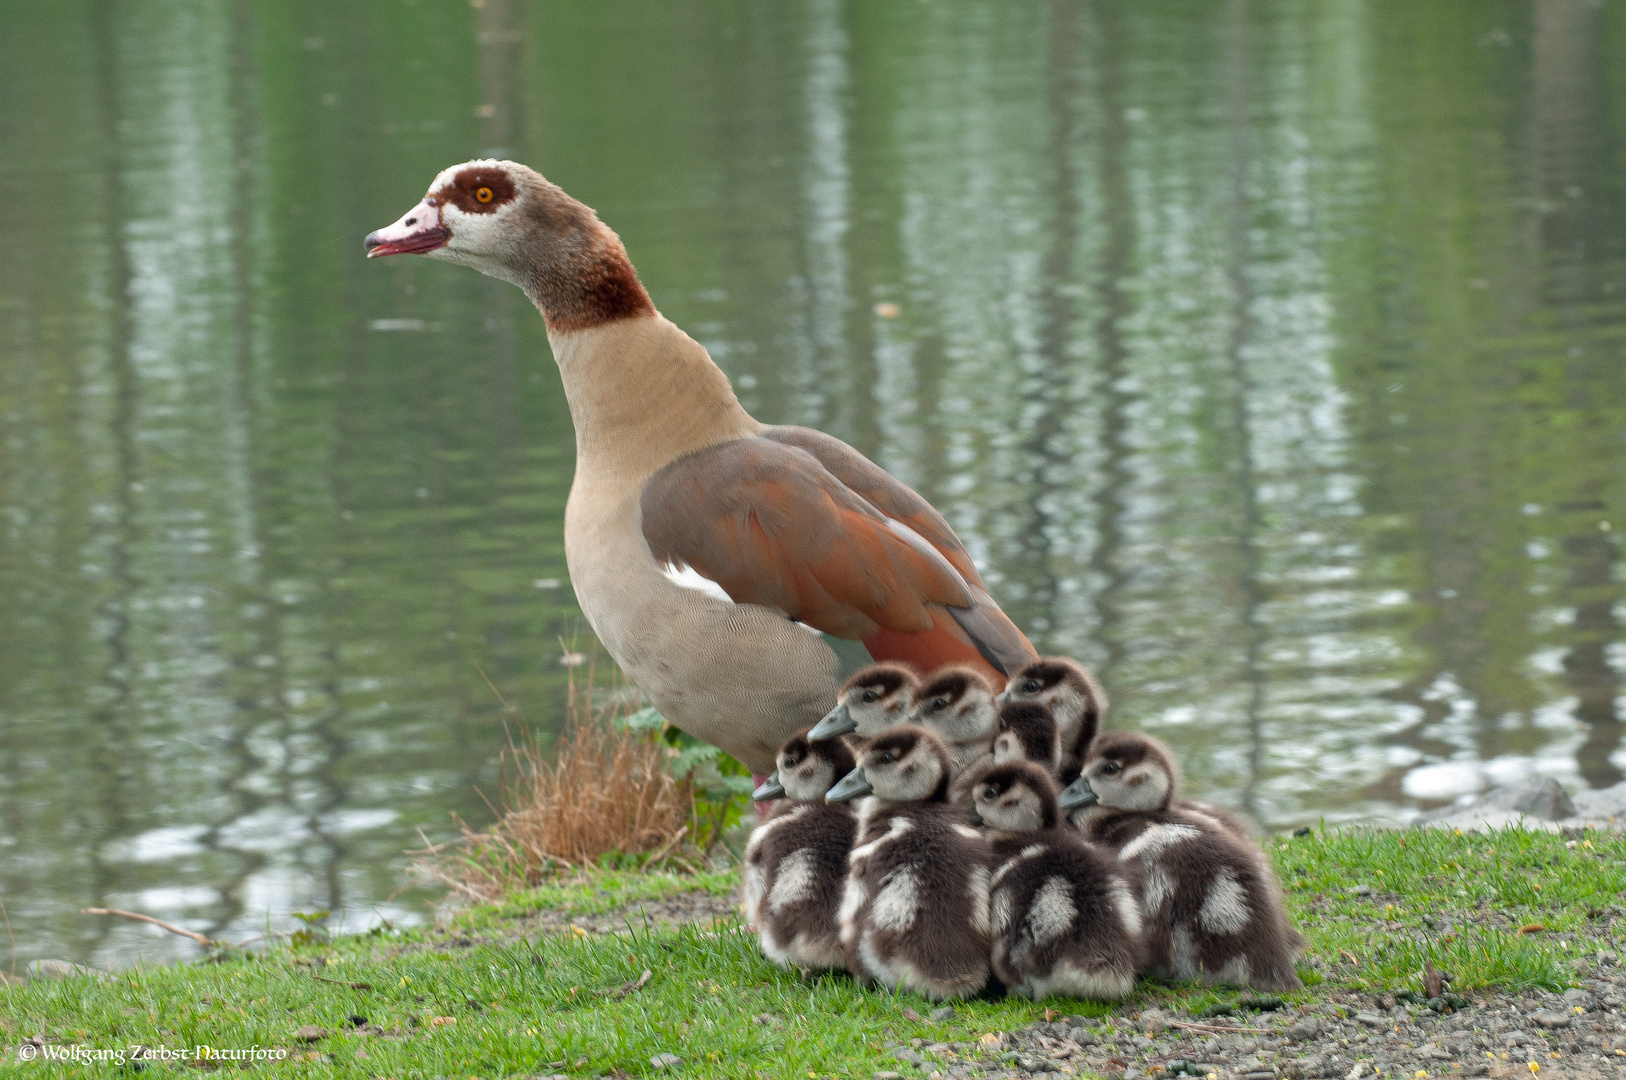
769;848;818;914
1120;822;1200;863
1198;866;1251;934
849;814;912;864
659;561;736;605
967;865;991;934
1027;876;1076;946
872;866;921;932
1142;864;1175;915
991;885;1014;935
1109;874;1144;937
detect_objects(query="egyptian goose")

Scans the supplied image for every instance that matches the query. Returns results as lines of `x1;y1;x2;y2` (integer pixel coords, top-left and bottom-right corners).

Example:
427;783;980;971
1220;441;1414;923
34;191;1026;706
971;761;1143;1000
806;663;920;743
825;726;992;1000
1059;732;1303;990
908;666;1001;801
997;657;1107;782
365;161;1036;781
742;730;857;971
990;700;1060;771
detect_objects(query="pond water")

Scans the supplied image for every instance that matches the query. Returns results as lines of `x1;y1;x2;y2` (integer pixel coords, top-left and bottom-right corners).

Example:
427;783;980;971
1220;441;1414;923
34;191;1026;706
3;0;1625;968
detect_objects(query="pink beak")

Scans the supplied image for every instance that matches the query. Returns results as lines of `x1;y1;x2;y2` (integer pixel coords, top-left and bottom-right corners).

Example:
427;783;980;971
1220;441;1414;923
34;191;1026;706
364;199;450;257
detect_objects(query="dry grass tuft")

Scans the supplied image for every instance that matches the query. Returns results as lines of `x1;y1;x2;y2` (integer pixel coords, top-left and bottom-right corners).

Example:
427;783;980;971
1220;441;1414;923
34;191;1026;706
413;655;715;904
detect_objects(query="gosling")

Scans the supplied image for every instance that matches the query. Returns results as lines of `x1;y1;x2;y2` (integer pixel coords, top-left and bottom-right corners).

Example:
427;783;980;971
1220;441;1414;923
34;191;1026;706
991;700;1060;771
909;666;1001;800
827;725;991;1000
1059;731;1302;991
997;656;1107;781
973;761;1143;1000
808;663;919;742
742;731;858;971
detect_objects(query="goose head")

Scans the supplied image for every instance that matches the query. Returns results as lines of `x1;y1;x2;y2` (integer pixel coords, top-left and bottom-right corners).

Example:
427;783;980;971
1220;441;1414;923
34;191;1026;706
753;728;858;802
825;725;952;805
808;663;919;742
909;666;999;749
970;761;1059;834
991;700;1059;768
998;657;1107;752
1058;730;1178;815
364;159;654;333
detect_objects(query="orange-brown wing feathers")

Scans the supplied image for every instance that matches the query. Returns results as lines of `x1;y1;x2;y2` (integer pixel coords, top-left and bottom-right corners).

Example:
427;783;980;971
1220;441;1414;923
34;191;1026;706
640;438;973;640
642;432;1039;677
760;426;985;586
762;427;1038;675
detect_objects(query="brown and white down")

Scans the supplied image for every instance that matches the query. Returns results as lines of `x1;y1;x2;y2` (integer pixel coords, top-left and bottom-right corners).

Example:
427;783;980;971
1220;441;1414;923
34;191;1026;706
971;762;1143;1001
364;162;1036;783
806;663;920;743
908;667;1001;802
1059;731;1303;991
1001;658;1256;839
826;726;991;1001
997;657;1107;782
742;731;858;971
990;700;1060;772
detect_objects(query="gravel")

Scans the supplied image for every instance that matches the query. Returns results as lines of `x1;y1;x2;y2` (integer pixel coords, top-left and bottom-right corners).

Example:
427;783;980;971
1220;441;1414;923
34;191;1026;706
901;971;1626;1080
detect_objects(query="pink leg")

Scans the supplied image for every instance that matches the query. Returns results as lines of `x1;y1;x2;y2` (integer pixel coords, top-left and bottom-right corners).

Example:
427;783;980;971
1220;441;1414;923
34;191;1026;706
751;773;778;817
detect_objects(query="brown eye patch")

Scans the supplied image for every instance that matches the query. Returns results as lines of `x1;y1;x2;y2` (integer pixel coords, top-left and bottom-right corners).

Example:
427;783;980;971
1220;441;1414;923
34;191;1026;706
435;167;516;214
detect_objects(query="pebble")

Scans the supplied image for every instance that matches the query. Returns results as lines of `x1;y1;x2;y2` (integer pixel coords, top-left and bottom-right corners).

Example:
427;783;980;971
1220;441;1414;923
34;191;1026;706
930;1006;956;1022
294;1025;328;1042
650;1053;683;1069
985;972;1626;1080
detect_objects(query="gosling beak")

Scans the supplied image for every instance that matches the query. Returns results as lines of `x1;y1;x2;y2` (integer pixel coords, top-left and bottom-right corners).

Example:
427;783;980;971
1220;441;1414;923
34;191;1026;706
364;199;450;257
808;703;855;741
966;804;984;826
1057;776;1099;811
751;772;786;802
825;766;873;803
995;690;1010;706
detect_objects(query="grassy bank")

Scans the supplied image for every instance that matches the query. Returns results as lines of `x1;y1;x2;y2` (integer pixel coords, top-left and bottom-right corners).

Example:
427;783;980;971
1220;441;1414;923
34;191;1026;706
3;825;1622;1078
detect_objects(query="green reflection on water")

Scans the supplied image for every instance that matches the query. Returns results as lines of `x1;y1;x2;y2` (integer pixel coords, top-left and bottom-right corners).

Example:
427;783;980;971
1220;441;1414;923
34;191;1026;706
1;0;1623;966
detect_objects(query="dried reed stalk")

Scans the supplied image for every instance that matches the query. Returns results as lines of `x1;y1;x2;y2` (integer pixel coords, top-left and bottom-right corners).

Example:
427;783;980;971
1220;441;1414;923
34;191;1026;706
415;654;695;901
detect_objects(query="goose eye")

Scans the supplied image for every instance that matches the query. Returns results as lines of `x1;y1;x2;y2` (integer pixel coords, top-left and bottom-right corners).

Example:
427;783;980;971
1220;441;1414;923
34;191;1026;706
1103;761;1120;775
861;690;878;703
1023;680;1040;693
475;186;494;204
931;698;946;711
879;752;895;764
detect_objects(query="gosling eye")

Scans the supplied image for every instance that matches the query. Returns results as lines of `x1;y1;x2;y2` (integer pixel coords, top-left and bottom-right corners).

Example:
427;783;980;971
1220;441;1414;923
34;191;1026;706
930;698;947;711
1102;761;1120;775
878;752;895;764
861;690;878;703
1023;680;1041;693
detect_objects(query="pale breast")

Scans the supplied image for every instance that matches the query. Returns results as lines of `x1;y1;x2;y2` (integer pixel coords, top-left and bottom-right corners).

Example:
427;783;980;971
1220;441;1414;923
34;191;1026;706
563;480;842;773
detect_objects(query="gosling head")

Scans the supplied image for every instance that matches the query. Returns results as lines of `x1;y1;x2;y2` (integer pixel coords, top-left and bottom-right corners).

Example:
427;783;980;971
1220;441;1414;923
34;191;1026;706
1058;730;1178;815
971;761;1060;834
991;701;1059;768
808;663;919;742
364;160;655;333
826;725;952;806
999;657;1107;752
753;728;858;802
909;666;999;748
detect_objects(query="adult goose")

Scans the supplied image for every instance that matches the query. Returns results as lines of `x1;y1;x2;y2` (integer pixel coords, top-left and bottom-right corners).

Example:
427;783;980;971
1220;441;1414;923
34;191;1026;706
365;160;1037;779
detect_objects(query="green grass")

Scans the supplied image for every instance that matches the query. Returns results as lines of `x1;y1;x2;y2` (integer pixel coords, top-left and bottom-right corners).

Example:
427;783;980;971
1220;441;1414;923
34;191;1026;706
4;827;1623;1078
